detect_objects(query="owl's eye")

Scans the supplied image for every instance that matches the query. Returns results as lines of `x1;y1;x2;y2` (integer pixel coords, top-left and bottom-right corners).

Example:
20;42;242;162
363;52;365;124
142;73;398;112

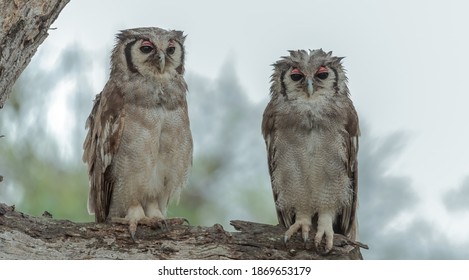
290;68;304;81
316;72;329;80
140;41;154;54
166;46;176;55
290;74;304;81
316;66;329;80
140;46;153;53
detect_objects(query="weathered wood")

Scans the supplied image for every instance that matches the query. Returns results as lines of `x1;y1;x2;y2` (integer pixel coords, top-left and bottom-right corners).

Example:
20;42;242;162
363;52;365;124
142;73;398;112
0;0;70;108
0;203;366;259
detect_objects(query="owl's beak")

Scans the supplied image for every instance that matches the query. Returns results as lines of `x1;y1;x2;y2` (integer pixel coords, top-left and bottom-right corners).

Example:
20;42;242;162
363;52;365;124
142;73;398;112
307;78;314;96
158;51;165;73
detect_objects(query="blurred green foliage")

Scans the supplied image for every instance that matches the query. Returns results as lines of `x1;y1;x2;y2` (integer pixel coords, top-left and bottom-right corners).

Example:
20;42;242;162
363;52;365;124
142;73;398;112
0;49;92;221
0;144;92;222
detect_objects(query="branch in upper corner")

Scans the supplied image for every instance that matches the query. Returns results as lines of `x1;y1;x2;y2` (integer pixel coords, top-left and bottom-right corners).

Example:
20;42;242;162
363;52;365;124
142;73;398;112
0;0;70;108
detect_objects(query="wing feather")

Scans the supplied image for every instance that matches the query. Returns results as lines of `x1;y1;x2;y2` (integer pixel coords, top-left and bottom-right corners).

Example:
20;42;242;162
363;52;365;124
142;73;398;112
336;106;360;239
262;101;292;227
83;83;125;222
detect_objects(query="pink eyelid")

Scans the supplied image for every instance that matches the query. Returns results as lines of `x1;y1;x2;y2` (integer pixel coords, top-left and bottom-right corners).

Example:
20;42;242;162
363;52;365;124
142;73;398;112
317;66;328;74
291;68;303;75
141;40;154;47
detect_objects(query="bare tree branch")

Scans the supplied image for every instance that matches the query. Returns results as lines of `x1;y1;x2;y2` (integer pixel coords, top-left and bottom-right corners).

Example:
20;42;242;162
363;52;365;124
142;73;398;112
0;0;70;108
0;203;366;259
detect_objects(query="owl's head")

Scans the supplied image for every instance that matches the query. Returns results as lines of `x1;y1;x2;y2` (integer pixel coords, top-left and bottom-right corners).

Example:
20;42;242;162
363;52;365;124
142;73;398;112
111;27;186;78
270;49;348;100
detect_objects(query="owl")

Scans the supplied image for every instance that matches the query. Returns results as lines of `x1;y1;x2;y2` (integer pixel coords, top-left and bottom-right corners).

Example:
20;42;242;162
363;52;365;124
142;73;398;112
82;27;192;240
261;49;360;253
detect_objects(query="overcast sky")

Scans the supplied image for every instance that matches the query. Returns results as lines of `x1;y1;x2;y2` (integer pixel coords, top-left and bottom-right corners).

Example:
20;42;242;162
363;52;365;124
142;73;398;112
18;0;469;259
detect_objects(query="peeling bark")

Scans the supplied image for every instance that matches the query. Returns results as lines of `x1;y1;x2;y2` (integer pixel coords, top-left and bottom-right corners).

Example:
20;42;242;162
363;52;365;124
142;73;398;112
0;0;70;108
0;203;367;259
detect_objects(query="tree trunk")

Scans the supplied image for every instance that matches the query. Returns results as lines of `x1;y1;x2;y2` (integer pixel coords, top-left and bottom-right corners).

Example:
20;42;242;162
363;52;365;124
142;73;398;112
0;203;367;259
0;0;70;109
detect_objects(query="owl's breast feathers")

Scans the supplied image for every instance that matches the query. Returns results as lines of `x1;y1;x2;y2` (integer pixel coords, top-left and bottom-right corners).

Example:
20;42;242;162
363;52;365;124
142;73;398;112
263;95;354;134
121;76;188;111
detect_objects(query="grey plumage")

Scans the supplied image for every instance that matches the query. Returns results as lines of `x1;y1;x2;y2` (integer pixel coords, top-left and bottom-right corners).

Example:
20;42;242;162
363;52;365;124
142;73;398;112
262;49;359;252
83;27;192;239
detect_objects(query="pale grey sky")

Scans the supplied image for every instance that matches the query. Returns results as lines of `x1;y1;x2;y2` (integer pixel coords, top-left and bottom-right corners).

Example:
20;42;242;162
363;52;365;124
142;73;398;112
17;0;469;258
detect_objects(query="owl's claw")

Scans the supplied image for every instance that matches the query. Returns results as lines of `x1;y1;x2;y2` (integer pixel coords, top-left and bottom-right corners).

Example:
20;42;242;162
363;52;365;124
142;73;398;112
314;231;333;253
111;216;166;240
303;234;310;249
283;235;289;245
111;217;140;241
283;219;311;246
129;222;137;242
138;217;167;230
302;231;309;243
315;213;334;253
111;216;189;240
140;217;189;231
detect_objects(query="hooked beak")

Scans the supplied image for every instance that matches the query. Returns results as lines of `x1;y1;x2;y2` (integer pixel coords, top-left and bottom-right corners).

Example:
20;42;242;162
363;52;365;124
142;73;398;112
158;51;165;73
307;78;314;96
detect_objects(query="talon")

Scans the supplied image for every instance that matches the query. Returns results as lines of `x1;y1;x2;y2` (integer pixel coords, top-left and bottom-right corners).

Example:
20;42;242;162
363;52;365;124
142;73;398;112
110;217;140;241
141;217;165;230
162;217;190;228
302;230;309;243
284;235;289;245
303;234;309;249
314;235;322;249
315;213;334;253
325;237;333;253
129;222;137;242
283;218;312;248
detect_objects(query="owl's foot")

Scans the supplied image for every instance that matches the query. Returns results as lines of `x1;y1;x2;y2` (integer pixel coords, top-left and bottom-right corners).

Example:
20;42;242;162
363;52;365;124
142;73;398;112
283;218;311;244
111;217;165;241
111;216;189;241
314;212;334;253
110;217;139;241
139;216;189;230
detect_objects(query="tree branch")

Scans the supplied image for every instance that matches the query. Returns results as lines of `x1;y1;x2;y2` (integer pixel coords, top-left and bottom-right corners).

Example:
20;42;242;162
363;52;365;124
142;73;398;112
0;0;70;108
0;203;366;259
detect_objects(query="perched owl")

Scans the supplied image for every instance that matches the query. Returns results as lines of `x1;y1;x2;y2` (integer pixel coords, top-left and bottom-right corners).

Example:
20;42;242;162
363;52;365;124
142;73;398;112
262;49;359;252
83;27;192;240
